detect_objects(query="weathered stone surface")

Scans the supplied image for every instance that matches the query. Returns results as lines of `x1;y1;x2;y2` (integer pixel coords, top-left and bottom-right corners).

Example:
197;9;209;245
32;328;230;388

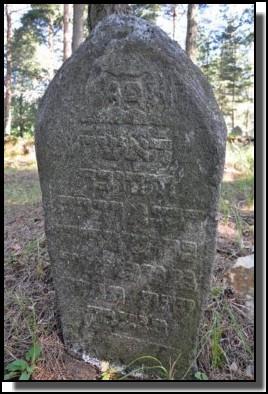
35;14;226;378
224;255;254;318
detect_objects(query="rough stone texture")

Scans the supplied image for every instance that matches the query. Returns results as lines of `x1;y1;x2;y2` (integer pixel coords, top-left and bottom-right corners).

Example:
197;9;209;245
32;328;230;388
35;14;227;378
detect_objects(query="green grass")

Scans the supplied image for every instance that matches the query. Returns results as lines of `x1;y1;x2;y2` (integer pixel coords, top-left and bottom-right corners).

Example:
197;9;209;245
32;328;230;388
101;354;182;380
221;142;254;215
211;311;225;370
4;158;41;223
5;181;41;207
223;302;253;358
24;239;39;255
196;287;254;380
219;142;254;247
4;151;55;377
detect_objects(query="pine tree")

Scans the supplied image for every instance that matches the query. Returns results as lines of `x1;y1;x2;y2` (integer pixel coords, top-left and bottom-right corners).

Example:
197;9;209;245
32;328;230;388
217;6;254;132
17;4;62;81
7;4;63;136
131;4;162;22
4;4;12;135
197;4;254;134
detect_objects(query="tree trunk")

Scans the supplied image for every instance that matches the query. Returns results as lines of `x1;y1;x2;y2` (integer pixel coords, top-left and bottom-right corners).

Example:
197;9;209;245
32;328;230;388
231;45;237;130
5;4;12;136
88;4;130;32
231;80;235;130
172;4;177;40
19;93;24;137
72;4;84;52
63;4;71;61
48;18;54;81
186;4;198;62
245;87;250;132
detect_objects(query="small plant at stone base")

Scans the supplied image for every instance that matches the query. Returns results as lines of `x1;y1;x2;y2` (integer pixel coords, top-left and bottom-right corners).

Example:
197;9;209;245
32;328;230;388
119;354;182;380
223;302;253;358
194;371;209;380
4;343;41;380
211;311;225;370
100;355;182;380
100;362;118;380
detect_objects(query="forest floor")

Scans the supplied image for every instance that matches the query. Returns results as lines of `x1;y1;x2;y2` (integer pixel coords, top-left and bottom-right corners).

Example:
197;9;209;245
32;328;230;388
4;142;254;381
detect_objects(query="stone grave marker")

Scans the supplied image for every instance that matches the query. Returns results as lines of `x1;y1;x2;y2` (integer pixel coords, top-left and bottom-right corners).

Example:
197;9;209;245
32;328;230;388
35;14;227;378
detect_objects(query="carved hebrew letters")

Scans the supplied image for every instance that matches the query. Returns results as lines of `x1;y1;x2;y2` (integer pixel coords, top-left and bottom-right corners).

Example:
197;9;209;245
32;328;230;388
35;14;226;378
79;125;173;174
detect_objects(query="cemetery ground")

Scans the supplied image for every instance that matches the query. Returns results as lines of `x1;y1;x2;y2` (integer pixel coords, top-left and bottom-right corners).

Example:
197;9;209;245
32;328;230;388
4;139;254;381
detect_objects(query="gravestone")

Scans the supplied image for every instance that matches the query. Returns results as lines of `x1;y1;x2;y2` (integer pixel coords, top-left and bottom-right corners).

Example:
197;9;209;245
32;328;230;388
35;14;226;378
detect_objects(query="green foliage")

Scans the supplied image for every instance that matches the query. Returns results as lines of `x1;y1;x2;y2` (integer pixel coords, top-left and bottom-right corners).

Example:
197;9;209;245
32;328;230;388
6;4;63;138
197;4;254;134
100;354;181;380
25;240;38;255
221;143;254;208
211;312;224;369
220;143;254;244
195;371;209;380
194;279;254;380
123;354;183;380
5;4;254;138
4;344;41;380
131;4;162;22
25;343;42;364
101;367;117;380
11;96;38;137
19;5;62;43
223;302;253;357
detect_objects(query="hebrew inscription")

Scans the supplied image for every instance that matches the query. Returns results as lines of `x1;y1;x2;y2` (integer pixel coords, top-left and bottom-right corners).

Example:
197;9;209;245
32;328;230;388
79;125;173;174
35;14;226;378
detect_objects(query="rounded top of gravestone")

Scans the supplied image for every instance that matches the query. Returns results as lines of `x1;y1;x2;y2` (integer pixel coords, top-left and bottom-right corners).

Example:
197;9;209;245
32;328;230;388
87;14;224;125
37;13;226;148
90;13;185;50
36;13;226;214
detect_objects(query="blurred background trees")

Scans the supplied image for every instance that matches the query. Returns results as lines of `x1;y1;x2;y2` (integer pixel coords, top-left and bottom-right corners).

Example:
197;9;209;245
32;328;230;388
4;4;254;139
